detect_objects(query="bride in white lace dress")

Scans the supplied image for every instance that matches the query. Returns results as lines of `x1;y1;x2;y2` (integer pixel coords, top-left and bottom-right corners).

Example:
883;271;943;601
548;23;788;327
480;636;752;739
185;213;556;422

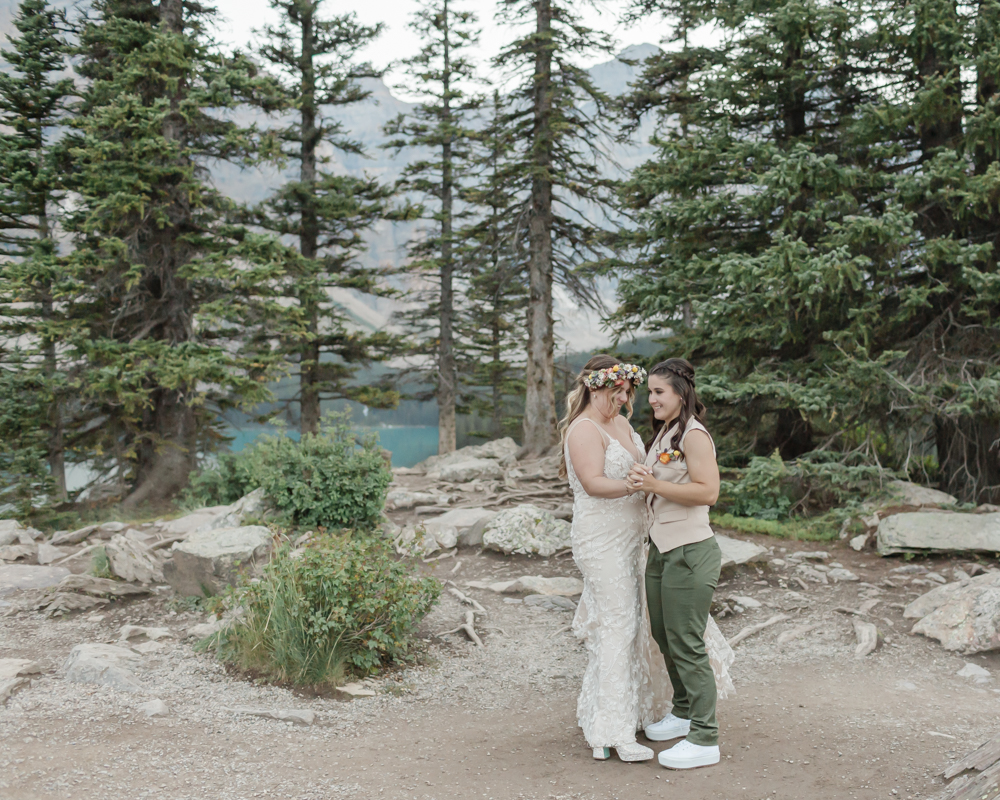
560;355;734;764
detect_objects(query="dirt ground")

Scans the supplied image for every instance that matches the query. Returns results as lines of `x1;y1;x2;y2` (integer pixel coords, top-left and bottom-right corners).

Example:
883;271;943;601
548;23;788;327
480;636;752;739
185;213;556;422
2;532;999;800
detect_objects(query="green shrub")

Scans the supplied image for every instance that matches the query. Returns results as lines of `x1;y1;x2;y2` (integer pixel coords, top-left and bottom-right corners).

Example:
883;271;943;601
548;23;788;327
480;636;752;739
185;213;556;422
185;414;392;530
218;534;440;685
718;451;892;520
710;511;845;542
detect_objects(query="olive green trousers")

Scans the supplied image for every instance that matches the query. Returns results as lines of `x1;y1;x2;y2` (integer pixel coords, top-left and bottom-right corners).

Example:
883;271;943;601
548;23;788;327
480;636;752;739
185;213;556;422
645;536;722;746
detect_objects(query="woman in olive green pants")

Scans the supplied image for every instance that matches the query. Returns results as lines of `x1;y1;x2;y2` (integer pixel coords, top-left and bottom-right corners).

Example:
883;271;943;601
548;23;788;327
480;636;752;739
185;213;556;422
628;358;723;770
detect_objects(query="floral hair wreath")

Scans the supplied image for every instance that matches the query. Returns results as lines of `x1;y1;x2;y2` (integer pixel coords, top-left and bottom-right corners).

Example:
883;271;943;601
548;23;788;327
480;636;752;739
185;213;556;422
583;363;647;390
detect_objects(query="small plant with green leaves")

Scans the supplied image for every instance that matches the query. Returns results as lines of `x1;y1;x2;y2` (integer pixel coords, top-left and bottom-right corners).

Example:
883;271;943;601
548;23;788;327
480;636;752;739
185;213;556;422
185;414;392;531
217;534;440;686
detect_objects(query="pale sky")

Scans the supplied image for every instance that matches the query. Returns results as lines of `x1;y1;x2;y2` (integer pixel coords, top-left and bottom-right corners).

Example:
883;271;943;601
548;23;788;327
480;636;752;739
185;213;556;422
210;0;680;98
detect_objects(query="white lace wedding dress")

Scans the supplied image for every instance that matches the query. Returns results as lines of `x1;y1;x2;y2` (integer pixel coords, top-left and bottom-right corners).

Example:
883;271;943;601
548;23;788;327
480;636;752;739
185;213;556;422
565;418;735;749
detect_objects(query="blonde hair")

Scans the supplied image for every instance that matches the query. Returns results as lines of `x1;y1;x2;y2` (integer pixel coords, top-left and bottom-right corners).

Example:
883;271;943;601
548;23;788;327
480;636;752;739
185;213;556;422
558;354;637;479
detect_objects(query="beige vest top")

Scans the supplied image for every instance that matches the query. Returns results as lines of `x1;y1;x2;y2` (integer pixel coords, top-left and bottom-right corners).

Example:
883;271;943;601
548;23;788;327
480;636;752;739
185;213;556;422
644;418;716;553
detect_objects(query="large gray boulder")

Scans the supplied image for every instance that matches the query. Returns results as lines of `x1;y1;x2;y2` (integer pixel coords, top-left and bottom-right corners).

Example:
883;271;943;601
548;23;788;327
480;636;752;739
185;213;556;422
425;507;497;548
875;480;957;508
427;458;505;482
384;489;452;511
482;504;571;557
413;437;518;475
63;643;144;692
105;532;162;584
163;525;273;596
715;534;769;569
0;520;42;547
877;511;1000;555
908;572;1000;654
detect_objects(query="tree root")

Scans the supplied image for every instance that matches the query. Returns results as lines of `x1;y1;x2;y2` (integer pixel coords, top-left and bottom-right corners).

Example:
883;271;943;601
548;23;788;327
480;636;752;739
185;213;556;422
445;585;487;614
436;610;484;647
727;614;791;647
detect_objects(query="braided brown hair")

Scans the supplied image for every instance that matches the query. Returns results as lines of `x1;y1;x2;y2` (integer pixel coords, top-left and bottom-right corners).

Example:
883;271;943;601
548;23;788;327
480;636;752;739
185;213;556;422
645;358;707;455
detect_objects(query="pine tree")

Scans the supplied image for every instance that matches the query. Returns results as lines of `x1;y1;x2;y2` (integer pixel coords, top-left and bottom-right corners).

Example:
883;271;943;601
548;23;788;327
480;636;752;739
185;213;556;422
615;0;1000;502
253;1;399;436
64;0;299;506
383;0;482;454
0;0;75;501
494;0;619;455
459;91;528;439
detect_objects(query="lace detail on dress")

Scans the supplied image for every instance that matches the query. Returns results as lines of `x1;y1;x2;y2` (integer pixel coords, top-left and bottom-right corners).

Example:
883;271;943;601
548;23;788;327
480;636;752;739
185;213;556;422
566;418;735;749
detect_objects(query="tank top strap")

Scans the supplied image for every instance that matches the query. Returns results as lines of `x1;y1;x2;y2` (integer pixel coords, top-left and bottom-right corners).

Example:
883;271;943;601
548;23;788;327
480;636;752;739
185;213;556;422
566;416;612;446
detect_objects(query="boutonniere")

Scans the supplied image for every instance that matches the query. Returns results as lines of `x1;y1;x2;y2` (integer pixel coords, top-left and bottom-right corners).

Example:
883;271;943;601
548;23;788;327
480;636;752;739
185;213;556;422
658;448;683;464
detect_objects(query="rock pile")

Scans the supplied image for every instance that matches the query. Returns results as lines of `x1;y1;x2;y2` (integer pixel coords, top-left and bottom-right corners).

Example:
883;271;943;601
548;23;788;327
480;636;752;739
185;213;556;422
481;504;571;557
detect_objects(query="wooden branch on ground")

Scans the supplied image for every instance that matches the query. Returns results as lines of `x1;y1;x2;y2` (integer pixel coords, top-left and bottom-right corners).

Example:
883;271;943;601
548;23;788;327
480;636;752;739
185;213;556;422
727;614;790;648
51;543;101;566
436;610;484;647
776;623;823;645
936;734;1000;800
449;559;462;575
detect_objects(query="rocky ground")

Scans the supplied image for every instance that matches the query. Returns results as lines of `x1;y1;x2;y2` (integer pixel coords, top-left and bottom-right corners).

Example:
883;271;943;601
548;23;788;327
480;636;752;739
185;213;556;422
2;441;999;800
3;533;1000;800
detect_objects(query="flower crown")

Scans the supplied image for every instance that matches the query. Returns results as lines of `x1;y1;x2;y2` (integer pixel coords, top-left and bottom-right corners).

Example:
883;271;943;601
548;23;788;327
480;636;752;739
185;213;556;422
583;363;647;390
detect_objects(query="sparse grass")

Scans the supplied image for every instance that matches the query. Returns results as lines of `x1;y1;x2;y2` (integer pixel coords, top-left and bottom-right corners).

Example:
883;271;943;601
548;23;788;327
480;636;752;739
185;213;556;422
88;546;114;578
711;510;858;542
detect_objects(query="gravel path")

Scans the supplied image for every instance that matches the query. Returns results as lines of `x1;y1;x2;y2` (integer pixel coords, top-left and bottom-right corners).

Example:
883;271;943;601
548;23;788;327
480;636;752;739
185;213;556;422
2;539;999;800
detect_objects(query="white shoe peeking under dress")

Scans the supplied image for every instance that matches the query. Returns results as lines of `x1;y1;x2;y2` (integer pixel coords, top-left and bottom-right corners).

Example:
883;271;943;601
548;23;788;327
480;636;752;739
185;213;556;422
643;712;691;741
593;742;654;762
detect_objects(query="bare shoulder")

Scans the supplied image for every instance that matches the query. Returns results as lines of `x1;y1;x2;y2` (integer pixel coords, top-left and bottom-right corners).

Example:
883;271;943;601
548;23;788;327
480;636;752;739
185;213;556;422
567;418;604;447
684;428;715;455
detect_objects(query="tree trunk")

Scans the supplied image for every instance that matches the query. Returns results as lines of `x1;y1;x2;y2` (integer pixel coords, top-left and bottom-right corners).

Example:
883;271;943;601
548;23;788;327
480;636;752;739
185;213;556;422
936;415;1000;504
299;5;322;436
436;0;457;454
122;0;194;508
38;196;66;499
491;312;503;438
521;0;557;456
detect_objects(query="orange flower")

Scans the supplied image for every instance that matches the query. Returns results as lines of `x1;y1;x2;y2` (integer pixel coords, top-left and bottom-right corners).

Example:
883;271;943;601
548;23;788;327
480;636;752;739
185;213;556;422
658;452;671;464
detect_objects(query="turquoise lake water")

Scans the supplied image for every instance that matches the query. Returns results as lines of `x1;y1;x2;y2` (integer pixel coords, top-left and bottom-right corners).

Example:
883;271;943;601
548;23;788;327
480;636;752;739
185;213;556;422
223;425;440;468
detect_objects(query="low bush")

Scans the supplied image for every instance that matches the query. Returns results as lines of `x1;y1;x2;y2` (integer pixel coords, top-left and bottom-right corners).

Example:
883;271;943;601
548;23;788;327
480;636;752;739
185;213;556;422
718;451;892;520
217;534;440;686
710;511;850;542
185;414;392;531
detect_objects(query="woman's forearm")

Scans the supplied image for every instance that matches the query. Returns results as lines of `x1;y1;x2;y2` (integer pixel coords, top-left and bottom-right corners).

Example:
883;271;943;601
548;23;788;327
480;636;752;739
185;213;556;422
579;475;635;499
648;478;718;506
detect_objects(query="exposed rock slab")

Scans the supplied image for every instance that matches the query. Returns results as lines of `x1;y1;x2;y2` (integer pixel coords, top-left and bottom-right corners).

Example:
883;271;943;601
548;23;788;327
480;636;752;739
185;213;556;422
385;489;452;511
0;564;70;594
0;544;35;562
0;658;42;679
877;512;1000;555
164;525;273;596
50;525;98;546
63;643;144;692
482;505;571;557
524;594;577;611
413;438;518;475
909;572;1000;654
105;532;163;584
36;542;67;565
879;480;957;508
425;507;497;549
427;458;505;482
0;519;42;546
197;488;268;532
715;534;768;569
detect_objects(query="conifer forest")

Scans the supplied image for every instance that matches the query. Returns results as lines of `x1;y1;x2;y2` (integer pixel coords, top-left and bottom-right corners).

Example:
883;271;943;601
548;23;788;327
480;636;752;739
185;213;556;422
0;0;998;512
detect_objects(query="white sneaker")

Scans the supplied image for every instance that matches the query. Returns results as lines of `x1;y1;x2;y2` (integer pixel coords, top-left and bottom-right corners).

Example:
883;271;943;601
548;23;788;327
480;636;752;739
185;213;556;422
593;742;655;762
657;739;720;769
644;713;691;741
